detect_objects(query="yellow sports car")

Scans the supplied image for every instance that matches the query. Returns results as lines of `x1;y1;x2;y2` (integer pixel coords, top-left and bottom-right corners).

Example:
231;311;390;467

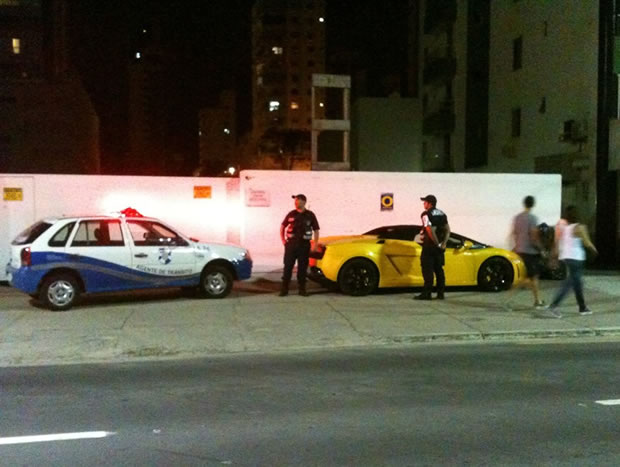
309;225;526;296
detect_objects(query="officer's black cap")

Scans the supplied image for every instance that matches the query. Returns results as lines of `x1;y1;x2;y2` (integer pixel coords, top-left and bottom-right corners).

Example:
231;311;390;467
420;194;437;204
292;194;307;201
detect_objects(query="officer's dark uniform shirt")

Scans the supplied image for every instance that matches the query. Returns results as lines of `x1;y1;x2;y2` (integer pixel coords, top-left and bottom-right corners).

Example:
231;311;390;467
420;208;448;248
282;209;320;243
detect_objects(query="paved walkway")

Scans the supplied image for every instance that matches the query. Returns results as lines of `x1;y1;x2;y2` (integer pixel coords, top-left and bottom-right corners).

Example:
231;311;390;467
0;272;618;367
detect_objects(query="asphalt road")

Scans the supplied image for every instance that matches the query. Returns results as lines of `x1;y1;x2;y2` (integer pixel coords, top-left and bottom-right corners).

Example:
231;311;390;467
1;342;619;466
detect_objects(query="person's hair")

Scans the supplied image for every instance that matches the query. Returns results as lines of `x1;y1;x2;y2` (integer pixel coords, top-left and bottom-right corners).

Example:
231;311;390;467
523;195;535;209
564;205;578;224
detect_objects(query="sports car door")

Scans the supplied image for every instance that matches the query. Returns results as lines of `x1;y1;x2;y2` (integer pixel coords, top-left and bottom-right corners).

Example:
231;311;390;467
378;239;423;287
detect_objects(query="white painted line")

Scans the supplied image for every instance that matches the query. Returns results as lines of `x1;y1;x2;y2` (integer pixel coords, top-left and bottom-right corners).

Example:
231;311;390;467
595;399;620;406
0;431;115;446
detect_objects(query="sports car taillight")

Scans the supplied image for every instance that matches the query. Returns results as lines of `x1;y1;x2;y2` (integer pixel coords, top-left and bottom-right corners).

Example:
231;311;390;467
21;247;32;267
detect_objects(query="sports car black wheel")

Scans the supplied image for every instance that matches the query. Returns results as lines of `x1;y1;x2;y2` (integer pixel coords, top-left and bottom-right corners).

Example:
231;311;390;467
338;258;379;296
478;257;514;292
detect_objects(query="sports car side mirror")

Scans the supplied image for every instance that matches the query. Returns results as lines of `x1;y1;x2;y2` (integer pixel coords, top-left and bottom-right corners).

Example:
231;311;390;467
461;240;474;250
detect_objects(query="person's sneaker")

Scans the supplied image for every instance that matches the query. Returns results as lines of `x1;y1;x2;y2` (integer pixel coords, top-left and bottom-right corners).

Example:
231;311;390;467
278;289;288;297
579;307;593;315
539;305;562;318
414;294;432;300
534;301;546;310
436;293;445;300
298;289;309;297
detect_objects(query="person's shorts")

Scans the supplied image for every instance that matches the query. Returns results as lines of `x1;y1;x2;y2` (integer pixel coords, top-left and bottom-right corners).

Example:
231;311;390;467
518;253;542;278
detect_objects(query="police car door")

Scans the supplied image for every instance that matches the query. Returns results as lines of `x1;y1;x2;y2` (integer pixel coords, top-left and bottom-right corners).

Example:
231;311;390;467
125;219;197;284
68;219;132;292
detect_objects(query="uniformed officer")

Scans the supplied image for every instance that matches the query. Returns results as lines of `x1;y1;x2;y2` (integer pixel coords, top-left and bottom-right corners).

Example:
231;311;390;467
415;194;451;300
279;194;320;296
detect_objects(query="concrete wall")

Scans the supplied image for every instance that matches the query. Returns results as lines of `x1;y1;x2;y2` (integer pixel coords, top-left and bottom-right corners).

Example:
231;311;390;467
239;170;561;270
1;171;562;279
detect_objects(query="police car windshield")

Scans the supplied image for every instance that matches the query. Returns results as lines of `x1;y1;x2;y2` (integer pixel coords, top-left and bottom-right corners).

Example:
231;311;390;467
12;221;53;245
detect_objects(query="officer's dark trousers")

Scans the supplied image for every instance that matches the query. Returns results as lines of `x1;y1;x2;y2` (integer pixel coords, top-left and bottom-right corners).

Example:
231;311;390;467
421;247;445;295
282;241;311;284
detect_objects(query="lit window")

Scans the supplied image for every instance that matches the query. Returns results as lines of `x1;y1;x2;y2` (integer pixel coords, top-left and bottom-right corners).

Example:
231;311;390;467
319;17;325;23
12;38;20;54
272;46;283;55
291;102;299;110
223;128;231;134
269;101;280;111
135;52;141;59
319;102;324;108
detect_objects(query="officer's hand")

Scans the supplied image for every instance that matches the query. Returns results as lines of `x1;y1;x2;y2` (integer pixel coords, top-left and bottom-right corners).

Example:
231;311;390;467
282;238;287;246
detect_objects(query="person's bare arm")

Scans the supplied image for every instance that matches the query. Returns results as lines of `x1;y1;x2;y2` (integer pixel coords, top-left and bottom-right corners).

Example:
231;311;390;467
427;226;439;246
576;224;598;255
280;224;286;245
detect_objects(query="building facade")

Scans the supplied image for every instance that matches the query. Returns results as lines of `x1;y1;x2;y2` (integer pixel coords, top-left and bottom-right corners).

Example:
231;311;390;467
251;0;326;168
0;0;100;174
419;0;619;264
197;90;237;176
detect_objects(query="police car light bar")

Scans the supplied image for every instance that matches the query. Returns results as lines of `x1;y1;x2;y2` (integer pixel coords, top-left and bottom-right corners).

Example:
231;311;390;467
119;207;144;217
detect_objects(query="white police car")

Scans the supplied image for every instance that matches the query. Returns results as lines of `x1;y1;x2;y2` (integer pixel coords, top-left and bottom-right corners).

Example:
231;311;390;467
5;211;252;310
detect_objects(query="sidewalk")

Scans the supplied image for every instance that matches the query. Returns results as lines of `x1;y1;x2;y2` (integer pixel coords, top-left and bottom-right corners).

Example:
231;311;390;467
0;272;618;367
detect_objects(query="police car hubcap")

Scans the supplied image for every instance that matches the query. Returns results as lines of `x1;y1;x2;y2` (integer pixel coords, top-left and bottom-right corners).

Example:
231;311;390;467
205;273;226;294
48;281;74;306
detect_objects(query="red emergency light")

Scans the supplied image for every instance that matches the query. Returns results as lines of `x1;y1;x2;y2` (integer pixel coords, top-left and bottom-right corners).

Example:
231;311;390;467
120;207;144;217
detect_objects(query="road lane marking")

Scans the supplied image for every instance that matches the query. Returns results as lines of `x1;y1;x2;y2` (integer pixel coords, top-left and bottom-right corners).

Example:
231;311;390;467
0;431;115;445
595;399;620;406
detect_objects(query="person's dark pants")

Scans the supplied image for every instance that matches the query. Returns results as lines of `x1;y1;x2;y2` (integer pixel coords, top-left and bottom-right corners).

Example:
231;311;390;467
282;241;311;285
421;247;445;296
550;259;586;310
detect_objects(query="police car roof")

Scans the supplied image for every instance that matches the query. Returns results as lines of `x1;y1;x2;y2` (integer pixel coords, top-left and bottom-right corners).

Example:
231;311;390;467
48;214;159;222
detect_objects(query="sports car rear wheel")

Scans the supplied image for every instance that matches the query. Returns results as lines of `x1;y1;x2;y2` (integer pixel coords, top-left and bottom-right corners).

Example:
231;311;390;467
338;258;379;296
478;257;514;292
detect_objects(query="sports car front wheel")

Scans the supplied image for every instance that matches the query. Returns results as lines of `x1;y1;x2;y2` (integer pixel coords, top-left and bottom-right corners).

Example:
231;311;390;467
338;258;379;296
478;257;514;292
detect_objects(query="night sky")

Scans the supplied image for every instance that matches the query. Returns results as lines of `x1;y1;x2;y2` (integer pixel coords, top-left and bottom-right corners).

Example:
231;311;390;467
68;0;410;174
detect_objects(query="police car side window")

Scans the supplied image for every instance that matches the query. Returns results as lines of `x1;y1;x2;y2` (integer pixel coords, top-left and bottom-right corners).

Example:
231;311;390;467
71;220;125;247
48;222;76;247
127;221;188;247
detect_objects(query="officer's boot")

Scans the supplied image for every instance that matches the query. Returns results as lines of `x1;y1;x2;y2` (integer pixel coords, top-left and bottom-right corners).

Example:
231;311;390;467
279;280;289;297
298;281;309;297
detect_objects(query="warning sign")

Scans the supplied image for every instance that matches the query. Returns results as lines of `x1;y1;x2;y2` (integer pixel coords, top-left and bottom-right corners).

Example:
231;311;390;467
3;187;23;201
380;193;394;211
193;186;212;199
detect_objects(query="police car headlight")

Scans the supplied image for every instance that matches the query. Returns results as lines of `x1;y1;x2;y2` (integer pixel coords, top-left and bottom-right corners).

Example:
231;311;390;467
239;250;252;261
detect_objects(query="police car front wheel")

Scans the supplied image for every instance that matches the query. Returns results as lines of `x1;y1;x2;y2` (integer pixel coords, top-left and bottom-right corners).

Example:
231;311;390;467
39;273;80;311
200;265;233;299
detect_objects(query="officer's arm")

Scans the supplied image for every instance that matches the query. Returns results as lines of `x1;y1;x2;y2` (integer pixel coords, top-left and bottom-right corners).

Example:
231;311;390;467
427;225;439;245
280;224;286;245
312;229;320;250
441;223;451;250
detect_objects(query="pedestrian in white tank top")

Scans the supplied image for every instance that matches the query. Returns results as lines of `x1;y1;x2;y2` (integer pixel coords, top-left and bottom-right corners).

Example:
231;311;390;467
542;206;598;318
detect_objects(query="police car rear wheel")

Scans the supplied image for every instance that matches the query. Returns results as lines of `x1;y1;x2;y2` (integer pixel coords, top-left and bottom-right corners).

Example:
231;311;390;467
338;258;379;296
200;265;233;299
478;257;514;292
40;273;80;311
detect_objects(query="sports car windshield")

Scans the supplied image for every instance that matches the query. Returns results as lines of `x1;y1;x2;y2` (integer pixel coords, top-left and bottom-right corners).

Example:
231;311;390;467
363;225;487;248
